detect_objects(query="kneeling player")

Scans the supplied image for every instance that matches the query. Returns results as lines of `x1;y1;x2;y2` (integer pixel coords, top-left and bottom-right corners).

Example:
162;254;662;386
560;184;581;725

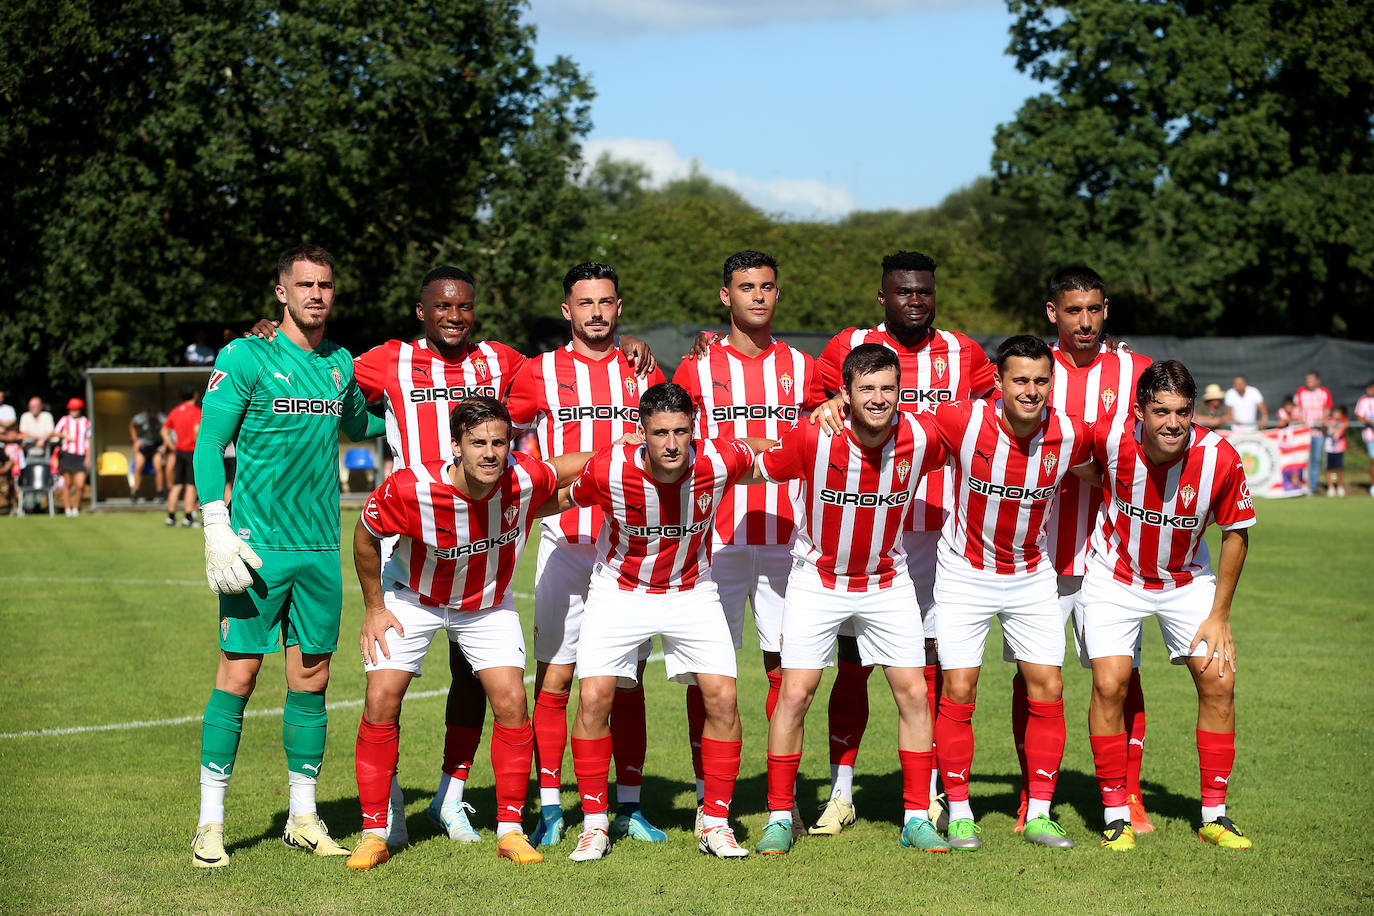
565;383;767;861
347;398;591;869
1081;361;1255;850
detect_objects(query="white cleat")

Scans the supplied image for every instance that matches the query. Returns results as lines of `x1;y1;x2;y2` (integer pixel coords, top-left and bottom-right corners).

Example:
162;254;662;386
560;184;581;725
694;804;705;840
568;826;611;862
192;822;229;868
699;825;749;858
282;812;350;857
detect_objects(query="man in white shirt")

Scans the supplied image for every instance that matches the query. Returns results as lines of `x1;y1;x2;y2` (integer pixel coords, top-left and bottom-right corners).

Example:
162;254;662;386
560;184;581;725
1223;376;1266;432
18;397;54;462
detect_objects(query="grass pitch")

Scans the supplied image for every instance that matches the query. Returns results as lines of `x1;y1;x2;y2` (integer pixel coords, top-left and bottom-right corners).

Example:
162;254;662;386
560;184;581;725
1;497;1371;914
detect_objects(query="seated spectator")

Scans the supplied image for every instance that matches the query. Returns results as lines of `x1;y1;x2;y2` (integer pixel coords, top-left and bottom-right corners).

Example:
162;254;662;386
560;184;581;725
1325;405;1349;498
18;396;54;463
129;407;167;502
1195;383;1233;430
184;329;216;367
54;397;92;516
1275;395;1298;428
1224;375;1267;431
0;390;16;439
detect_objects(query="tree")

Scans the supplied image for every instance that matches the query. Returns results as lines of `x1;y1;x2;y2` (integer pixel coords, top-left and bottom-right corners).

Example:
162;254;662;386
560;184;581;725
0;0;592;396
992;0;1374;337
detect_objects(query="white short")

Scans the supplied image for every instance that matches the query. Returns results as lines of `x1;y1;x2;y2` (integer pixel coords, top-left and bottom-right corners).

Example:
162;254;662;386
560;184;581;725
934;549;1064;669
837;529;938;641
711;542;792;652
363;586;526;676
1079;566;1220;664
1000;573;1145;669
577;572;736;687
781;560;925;670
533;536;598;665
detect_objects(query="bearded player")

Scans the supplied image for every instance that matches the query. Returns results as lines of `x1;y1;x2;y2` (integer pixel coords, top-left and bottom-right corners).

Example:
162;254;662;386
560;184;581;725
1081;361;1255;851
190;244;385;868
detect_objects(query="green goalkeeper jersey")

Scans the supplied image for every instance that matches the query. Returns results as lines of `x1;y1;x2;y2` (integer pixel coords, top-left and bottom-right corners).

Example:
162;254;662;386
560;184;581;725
193;333;382;551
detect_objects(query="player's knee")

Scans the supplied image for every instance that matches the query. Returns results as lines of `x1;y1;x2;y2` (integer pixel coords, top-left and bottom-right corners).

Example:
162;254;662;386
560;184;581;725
1092;674;1129;708
487;690;528;728
363;686;404;724
537;666;573;696
577;682;615;724
893;677;928;714
1023;670;1063;702
779;679;816;715
699;684;739;725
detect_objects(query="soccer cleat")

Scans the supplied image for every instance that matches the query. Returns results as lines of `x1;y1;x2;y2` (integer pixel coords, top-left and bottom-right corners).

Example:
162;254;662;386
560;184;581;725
426;798;480;843
568;826;611;862
1198;816;1252;850
791;805;807;839
496;832;544;864
530;807;565;847
928;793;949;833
345;833;390;870
1100;819;1136;851
694;804;704;840
1127;794;1154;835
611;806;667;842
809;795;857;836
191;822;229;868
1013;796;1028;833
165;515;176;526
754;819;795;855
282;812;350;857
700;825;750;858
1023;815;1075;848
900;816;950;852
946;818;982;851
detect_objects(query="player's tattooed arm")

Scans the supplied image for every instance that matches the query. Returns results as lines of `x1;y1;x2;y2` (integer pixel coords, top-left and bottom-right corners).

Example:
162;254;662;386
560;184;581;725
807;393;846;434
681;330;722;362
245;318;280;340
1191;528;1248;678
353;519;404;665
619;334;658;377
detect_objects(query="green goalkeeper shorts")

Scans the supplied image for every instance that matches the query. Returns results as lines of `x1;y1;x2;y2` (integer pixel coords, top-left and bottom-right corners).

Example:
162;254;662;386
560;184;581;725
218;547;342;655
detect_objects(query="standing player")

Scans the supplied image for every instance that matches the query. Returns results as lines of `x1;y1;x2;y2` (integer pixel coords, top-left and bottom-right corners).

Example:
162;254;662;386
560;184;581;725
507;262;667;846
162;386;202;527
188;244;385;868
346;397;594;869
1082;361;1255;850
807;250;995;834
1355;381;1374;497
929;335;1093;850
53;397;91;516
755;345;950;855
672;250;818;829
1295;371;1333;494
565;383;766;861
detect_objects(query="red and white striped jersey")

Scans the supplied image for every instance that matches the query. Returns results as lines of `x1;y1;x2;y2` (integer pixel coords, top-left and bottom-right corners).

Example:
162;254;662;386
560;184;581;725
507;345;666;543
353;338;525;471
932;400;1094;576
1088;423;1256;589
1293;385;1333;427
569;437;755;593
53;415;91;457
361;453;557;610
672;338;818;546
810;324;996;532
759;414;946;592
1045;344;1153;576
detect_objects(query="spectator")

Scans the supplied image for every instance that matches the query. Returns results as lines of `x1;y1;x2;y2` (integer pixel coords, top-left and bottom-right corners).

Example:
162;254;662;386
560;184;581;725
161;385;201;526
53;397;92;516
129;406;168;503
18;396;55;463
1275;396;1298;428
1224;375;1267;432
184;329;216;367
0;390;16;437
1325;405;1349;498
1195;383;1233;430
1355;381;1374;497
1295;370;1334;495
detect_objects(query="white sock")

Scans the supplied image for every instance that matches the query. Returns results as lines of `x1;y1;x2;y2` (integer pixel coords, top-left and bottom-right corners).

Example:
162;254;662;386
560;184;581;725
436;771;464;807
929;769;940;800
1201;804;1226;823
199;765;231;825
1026;797;1051;821
1104;805;1129;826
389;778;405;821
695;778;706;800
904;809;928;823
617;783;640;806
287;772;317;818
702;814;728;830
830;764;854;801
584;812;610;832
540;787;561;808
363;826;387;839
949;798;974;822
768;809;792;825
496;822;519;840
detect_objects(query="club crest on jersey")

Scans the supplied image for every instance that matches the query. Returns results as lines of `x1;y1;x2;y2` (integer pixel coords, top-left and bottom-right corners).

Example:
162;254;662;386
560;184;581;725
331;367;343;391
504;504;519;526
624;376;638;398
1042;452;1058;475
697;493;713;514
896;458;911;483
932;356;947;380
473;356;488;379
220;618;230;640
1180;484;1197;508
207;370;226;392
1102;388;1117;412
779;372;793;395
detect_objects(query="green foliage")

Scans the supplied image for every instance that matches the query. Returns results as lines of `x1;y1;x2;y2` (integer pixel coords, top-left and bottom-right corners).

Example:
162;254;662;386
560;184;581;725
993;0;1374;337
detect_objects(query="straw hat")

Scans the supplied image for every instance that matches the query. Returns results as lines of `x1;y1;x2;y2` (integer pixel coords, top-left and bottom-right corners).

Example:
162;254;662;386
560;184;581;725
1201;384;1225;402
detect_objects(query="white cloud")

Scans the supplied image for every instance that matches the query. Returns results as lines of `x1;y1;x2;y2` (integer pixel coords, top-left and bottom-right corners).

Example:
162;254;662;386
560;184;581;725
530;1;988;35
582;137;858;220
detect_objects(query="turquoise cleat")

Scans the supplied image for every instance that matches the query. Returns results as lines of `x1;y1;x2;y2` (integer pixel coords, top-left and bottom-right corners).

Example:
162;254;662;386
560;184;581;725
611;805;667;842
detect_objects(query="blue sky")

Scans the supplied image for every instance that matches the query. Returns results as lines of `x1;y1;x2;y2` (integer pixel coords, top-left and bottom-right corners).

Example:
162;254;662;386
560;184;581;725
525;1;1043;220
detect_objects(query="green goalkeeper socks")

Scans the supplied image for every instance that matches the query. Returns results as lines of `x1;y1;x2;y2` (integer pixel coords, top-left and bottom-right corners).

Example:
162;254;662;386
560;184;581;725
200;689;248;775
282;689;328;777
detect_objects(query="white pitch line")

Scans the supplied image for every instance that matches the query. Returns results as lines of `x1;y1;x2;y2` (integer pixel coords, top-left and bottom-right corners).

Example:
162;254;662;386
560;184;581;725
0;652;665;740
0;575;534;601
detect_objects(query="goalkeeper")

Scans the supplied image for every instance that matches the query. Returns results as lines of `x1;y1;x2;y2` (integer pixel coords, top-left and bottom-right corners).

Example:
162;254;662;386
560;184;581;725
189;244;385;869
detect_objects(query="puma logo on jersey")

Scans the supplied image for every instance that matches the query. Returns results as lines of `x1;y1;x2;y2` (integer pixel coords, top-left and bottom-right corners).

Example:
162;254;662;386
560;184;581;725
274;372;293;386
945;768;968;781
1035;768;1058;780
713;380;730;391
412;365;431;380
828;462;846;474
559;382;577;393
435;524;454;536
974;449;994;465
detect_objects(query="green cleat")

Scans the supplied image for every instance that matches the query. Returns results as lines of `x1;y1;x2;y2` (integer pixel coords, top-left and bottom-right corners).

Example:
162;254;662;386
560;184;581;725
755;819;796;855
946;818;982;850
900;816;950;852
1023;815;1075;848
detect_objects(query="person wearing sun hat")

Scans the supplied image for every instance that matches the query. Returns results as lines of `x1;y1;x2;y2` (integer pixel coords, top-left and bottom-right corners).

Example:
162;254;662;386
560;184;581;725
1194;383;1232;430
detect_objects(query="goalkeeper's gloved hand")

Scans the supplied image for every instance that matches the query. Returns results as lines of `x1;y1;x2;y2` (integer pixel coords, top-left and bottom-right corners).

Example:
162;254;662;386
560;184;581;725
201;500;263;595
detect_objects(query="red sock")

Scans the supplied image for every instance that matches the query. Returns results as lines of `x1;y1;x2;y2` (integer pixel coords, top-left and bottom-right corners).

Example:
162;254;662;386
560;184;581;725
934;699;976;803
442;725;481;780
355;718;400;833
1197;728;1236;807
532;689;569;789
491;720;534;824
611;687;647;787
828;659;872;767
1124;669;1146;797
1090;732;1129;808
766;752;802;813
924;664;941;728
571;734;613;815
765;670;783;722
1025;699;1066;802
899;749;934;813
686;684;706;782
1011;674;1030;800
700;737;742;819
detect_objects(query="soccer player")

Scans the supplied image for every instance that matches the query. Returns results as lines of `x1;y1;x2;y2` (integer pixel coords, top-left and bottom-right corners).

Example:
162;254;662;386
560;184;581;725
755;344;951;855
672;250;818;831
507;262;667;846
1295;371;1333;494
807;250;995;834
564;382;766;861
189;244;385;868
346;397;595;869
53;397;91;516
1081;360;1256;850
162;385;202;527
929;335;1093;850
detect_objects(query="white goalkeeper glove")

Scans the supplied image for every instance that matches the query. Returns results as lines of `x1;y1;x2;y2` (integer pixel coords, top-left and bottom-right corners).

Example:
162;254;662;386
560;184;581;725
201;500;263;595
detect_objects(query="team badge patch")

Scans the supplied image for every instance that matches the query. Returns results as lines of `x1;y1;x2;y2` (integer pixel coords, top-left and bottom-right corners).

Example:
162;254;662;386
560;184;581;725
697;492;713;514
1042;452;1058;475
896;458;911;483
332;367;343;391
365;497;380;520
779;372;793;395
220;618;230;640
1180;484;1197;508
932;356;947;380
207;370;226;392
504;504;519;526
473;356;488;379
1102;388;1117;412
624;376;637;398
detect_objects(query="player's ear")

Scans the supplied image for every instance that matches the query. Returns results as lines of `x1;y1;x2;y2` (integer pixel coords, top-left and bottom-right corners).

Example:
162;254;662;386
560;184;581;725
415;302;425;324
1045;300;1057;324
1101;298;1109;322
719;287;730;309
